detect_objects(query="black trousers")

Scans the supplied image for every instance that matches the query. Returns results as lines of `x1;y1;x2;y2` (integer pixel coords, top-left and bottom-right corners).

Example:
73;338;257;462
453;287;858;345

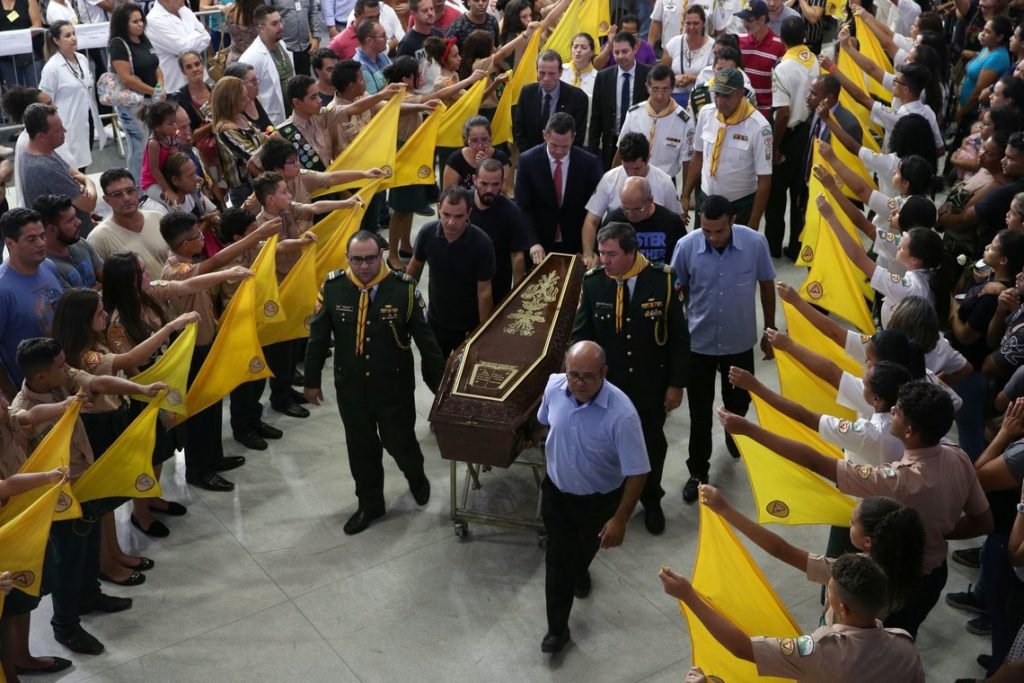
765;122;810;256
49;508;101;637
185;344;224;477
884;560;947;639
264;340;295;406
230;378;267;437
686;349;754;478
291;49;311;76
541;477;622;635
635;405;667;507
430;322;470;360
336;384;427;513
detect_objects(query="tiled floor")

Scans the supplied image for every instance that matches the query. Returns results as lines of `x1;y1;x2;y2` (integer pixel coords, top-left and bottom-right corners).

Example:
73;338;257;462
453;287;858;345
13;145;988;680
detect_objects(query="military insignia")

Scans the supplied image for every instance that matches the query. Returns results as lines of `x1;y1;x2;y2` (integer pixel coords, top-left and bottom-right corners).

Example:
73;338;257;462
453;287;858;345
760;126;772;137
134;473;156;492
881;466;897;479
599;20;609;31
304;314;314;331
855;464;873;479
417;165;431;179
766;500;790;518
264;301;279;317
796;635;815;656
84;350;102;367
851;421;865;432
801;245;814;262
166;389;183;406
248;357;266;373
764;138;772;162
779;638;796;656
890;272;901;283
837;419;851;433
9;570;34;588
806;281;823;299
381;165;394;178
55;492;72;512
887;197;899;210
732;133;748;141
859;334;870;343
882;231;896;242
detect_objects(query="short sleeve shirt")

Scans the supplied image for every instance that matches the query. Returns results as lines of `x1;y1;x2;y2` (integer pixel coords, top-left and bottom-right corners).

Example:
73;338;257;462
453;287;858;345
771;50;820;126
604;205;687;263
694;105;773;201
87;211;170;282
870;266;932;328
0;260;65;387
584;165;683;217
818;411;904;466
469;196;530;304
618;102;695;177
9;371;96;479
20;152;93;235
48;240;102;289
157;257;218;345
413;222;496;332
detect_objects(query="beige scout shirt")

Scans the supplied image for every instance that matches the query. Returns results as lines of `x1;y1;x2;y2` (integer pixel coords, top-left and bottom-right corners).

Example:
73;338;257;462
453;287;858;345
836;444;990;574
752;622;925;682
0;411;28;480
242;170;334;215
255;203;317;280
328;95;374;151
9;371;96;480
157;257;218;346
78;348;123;413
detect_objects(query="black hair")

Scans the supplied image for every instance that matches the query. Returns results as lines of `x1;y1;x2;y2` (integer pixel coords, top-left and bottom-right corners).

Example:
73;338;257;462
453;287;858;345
163;152;195;193
32;194;74;227
253;5;278;24
354;0;380;14
383;56;419;85
259;137;297;171
461;30;496;80
596;222;638;253
423;36;447;62
159;211;199;246
138;100;177;131
988;15;1013;46
830;553;890;618
357;18;382;44
648;63;674;83
995;229;1024;277
700;194;734;220
15;337;63;379
109;2;144;45
870;329;925;378
915;11;943;34
312;47;339;73
618;132;650;162
866;361;913;408
286;74;317;103
462;115;491;143
500;0;533;44
48;20;73;47
816;73;841;99
715;46;743;69
897;62;930;98
253;172;286;205
897;155;934;196
438;186;473;210
1;206;41;242
856;497;925;613
23;103;57;139
779;15;805;46
102;252;169;345
685;4;706;23
2;86;43;123
52;288;103;370
907;43;943;114
1010;130;1024;155
896;379;954;445
987;105;1022;135
545;111;575;135
218;207;257;243
538;48;563;70
714;33;739;52
99;168;136;194
611;31;636;48
888;114;937;170
347;229;385;251
331;59;363;92
896;195;937;230
914;30;949;83
995;76;1024;111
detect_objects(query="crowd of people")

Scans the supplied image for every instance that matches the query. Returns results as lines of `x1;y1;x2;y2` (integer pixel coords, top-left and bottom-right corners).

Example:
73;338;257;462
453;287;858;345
0;0;1021;678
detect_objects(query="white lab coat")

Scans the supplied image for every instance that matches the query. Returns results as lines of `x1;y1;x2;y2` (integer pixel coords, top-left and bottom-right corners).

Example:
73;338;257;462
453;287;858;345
239;37;293;127
145;2;210;91
39;51;106;170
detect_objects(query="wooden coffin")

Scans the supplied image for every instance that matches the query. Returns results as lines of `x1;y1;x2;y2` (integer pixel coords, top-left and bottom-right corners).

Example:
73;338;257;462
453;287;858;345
429;253;584;467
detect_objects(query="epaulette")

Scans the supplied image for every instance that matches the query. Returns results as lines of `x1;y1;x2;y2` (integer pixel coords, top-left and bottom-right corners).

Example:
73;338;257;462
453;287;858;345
390;269;416;283
677;108;690;122
628;102;643;112
584;265;606;277
326;269;345;281
654;261;672;274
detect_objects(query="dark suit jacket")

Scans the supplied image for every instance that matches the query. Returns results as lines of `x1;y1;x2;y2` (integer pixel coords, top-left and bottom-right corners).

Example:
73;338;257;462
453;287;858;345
588;62;651;169
512;82;589;153
514;144;603;255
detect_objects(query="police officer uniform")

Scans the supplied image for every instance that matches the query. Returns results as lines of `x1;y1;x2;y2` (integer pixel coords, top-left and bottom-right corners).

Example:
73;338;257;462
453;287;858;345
571;259;689;524
618;100;695;178
304;267;446;519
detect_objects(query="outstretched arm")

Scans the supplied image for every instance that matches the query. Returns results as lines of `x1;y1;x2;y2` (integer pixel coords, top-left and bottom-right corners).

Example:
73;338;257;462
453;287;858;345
819;53;874;112
818;195;876;278
699;485;811;571
776;281;849;347
728;366;822;430
659;567;755;661
719;407;839;482
817;141;872;203
766;327;844;387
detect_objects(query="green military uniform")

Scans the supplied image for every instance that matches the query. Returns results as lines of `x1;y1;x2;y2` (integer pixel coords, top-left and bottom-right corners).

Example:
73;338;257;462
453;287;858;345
571;260;689;507
305;268;446;514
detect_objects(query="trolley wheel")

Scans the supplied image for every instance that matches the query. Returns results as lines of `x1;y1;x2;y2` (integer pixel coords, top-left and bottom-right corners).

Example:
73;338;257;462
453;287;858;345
537;531;548;549
454;522;469;539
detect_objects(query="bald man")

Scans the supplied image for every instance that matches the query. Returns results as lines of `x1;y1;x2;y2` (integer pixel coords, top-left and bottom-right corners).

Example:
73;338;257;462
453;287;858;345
602;176;687;263
535;340;650;653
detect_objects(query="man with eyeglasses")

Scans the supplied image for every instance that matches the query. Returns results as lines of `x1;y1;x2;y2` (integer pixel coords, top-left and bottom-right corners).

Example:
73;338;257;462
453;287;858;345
603;176;686;264
304;230;445;535
534;339;650;653
617;64;695;181
87;168;168;280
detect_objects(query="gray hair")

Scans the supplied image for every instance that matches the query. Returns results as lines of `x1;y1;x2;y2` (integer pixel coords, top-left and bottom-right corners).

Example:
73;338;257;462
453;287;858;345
596;222;638;253
224;62;254;79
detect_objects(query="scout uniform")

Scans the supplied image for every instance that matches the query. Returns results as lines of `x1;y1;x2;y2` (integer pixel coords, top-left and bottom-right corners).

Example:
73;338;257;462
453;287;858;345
304;266;446;514
619;100;695;178
751;622;925;682
693;99;773;204
571;256;689;507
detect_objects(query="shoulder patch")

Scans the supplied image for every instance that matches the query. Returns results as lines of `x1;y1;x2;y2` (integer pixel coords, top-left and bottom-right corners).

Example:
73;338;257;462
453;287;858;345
837;419;851;433
676;109;690;122
584;266;606;278
83;350;102;368
760;125;772;137
390;269;415;283
855;464;873;479
779;638;796;656
658;262;672;274
796;635;815;657
326;268;345;281
628;102;643;112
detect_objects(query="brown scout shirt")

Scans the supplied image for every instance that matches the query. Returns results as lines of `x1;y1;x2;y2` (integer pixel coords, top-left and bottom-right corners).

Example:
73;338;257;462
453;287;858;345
9;371;96;480
157;256;219;346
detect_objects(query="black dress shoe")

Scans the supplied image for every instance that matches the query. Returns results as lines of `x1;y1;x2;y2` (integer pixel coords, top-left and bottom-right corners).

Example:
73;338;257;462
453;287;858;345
213;455;246;472
978;654;992;668
124;556;155;571
271;400;310;418
290;388;309;404
15;655;73;675
343;508;384;535
256;422;283;439
682;476;706;504
574;571;591;599
540;629;570;653
151;501;187;516
644;502;666;535
131;515;170;538
80;592;132;614
290;369;304;386
234;431;268;451
187;472;235;492
54;627;104;655
99;569;146;586
410;478;430;506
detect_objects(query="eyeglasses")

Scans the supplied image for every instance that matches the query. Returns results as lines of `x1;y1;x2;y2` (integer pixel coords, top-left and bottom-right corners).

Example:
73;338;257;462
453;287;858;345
106;186;139;199
566;371;600;384
348;253;381;265
621;204;648;215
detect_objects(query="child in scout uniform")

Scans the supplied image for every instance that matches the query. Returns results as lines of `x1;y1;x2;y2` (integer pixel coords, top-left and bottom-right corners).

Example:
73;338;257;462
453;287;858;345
660;553;927;682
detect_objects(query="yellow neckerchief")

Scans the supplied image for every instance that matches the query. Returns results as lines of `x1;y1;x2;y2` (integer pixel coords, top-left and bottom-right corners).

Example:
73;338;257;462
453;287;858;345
607;253;650;333
346;259;391;355
783;44;816;70
570;62;594;87
711;98;756;177
644;99;678;144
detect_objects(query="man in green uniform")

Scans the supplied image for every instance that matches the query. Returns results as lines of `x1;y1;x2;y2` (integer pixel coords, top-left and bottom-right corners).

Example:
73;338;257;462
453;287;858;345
304;230;446;535
572;222;689;535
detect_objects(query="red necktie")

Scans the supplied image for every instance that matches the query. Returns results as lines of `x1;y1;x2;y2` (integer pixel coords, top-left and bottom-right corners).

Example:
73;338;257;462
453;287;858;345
554;159;563;242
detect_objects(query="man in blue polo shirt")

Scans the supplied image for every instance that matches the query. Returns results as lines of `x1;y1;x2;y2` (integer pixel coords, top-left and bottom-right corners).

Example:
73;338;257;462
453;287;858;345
670;193;776;503
535;340;650;654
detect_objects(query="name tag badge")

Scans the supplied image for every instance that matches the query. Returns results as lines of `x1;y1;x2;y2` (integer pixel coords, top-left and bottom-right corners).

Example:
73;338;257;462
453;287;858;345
337;304;354;313
595;301;614;310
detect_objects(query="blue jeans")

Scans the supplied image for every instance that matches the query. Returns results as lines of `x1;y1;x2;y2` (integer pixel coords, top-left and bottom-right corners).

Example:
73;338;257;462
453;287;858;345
116;105;146;182
0;53;40;90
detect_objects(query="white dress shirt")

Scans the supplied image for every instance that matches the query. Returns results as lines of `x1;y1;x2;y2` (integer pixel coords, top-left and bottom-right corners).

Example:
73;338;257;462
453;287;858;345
145;2;210;91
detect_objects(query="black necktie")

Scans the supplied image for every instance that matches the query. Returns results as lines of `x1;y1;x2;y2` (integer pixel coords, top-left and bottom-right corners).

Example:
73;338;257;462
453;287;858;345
619;72;631;131
805;115;823;182
541;93;552;128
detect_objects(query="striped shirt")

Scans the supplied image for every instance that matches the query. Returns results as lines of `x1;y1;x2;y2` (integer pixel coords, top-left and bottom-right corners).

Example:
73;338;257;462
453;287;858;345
739;30;785;118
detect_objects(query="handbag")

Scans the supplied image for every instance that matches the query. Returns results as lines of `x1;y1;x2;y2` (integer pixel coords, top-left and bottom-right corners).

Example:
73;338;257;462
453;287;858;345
207;46;230;82
97;37;145;108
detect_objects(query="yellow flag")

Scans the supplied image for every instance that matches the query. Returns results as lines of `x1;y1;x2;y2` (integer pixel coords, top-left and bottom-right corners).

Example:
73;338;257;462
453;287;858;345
259;242;319;346
836;46;884;141
314;179;383;282
310;205;352;243
0;403;83;525
736;395;857;526
386;104;446;188
0;482;64;596
854;16;894;105
437;78;487;148
824;0;847;20
493;28;542;145
129;322;196;415
682;503;801;682
184;276;273;418
799;213;875;333
831;133;878;201
797;144;862;266
545;0;610;62
312;93;402;197
782;300;862;377
72;398;163;503
776;347;858;420
251;235;285;343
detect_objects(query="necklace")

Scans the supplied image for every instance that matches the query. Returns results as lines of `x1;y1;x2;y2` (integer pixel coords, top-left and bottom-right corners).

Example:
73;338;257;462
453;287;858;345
63;53;85;82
